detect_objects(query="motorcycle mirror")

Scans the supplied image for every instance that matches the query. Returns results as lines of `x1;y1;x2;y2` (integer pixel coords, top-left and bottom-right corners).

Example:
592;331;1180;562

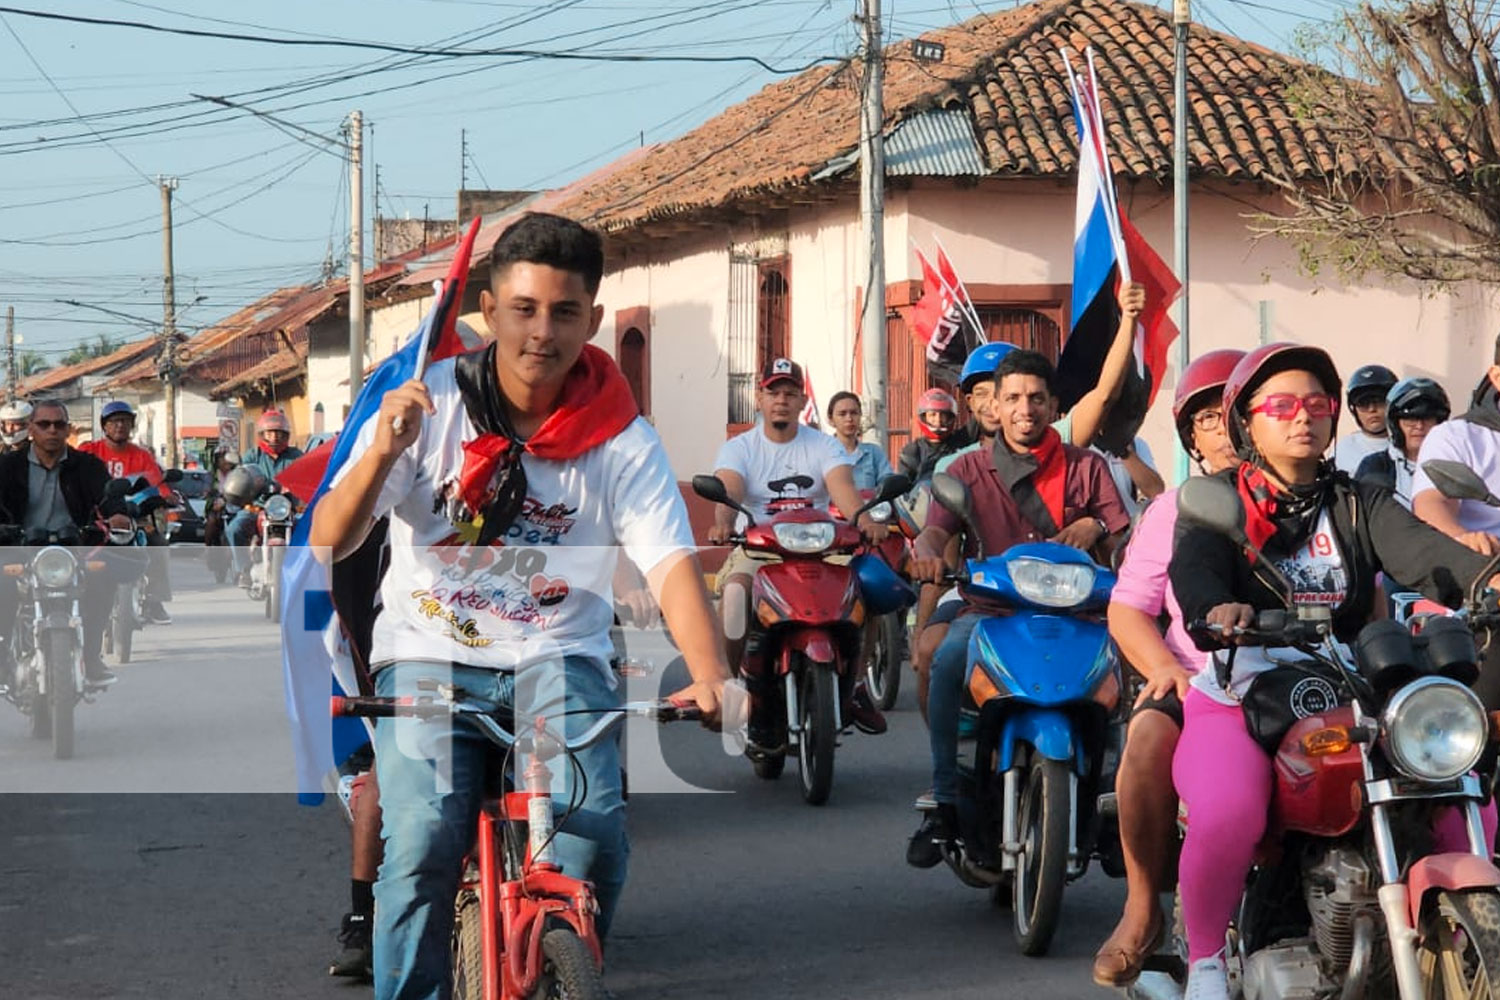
1178;476;1296;610
1422;459;1500;507
851;473;913;521
931;473;984;558
162;468;183;484
1176;476;1249;544
691;474;755;525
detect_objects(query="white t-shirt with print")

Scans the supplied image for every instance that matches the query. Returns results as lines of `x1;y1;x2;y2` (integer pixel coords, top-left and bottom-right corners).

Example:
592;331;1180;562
332;357;695;678
1193;509;1351;705
1412;419;1500;533
713;423;851;525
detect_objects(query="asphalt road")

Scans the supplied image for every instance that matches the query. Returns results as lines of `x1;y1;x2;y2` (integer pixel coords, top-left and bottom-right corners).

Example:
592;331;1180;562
0;551;1136;999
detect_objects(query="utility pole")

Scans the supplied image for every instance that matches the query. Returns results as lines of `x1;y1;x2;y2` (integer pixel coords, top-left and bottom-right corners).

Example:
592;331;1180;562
857;0;888;448
1173;0;1192;483
348;110;365;404
5;306;15;402
159;175;180;469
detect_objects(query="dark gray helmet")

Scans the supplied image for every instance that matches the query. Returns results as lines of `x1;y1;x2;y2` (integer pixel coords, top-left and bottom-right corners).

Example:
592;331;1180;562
221;466;268;508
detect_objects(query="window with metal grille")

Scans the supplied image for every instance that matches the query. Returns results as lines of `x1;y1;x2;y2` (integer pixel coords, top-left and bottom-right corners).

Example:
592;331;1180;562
974;307;1061;360
726;253;791;426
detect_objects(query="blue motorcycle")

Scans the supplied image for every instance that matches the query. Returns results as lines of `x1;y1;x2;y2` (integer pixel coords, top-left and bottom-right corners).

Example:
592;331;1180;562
927;473;1121;956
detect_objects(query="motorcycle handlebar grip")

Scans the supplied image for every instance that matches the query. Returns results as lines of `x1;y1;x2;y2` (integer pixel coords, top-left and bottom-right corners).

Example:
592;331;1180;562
657;700;703;723
330;696;400;718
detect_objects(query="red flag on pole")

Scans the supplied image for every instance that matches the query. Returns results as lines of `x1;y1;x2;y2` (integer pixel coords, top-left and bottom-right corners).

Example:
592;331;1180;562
1117;211;1181;407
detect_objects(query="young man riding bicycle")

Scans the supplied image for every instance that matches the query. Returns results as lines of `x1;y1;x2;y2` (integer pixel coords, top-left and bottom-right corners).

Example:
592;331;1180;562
310;212;733;999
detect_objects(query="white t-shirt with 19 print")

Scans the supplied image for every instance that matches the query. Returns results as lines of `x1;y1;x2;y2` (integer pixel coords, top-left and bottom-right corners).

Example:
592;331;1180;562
332;356;695;679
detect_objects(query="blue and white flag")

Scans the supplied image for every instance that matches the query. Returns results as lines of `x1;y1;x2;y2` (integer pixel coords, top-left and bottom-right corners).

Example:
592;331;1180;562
281;217;483;801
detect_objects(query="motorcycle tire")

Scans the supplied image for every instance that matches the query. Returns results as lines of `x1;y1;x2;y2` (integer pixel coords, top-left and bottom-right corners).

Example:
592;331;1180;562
45;632;74;760
528;927;605;1000
866;612;905;711
113;588;133;664
1012;756;1070;956
1419;889;1500;998
797;661;837;806
451;890;484;1000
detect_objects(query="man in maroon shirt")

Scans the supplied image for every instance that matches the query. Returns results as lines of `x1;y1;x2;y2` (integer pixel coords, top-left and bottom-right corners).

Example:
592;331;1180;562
904;349;1130;867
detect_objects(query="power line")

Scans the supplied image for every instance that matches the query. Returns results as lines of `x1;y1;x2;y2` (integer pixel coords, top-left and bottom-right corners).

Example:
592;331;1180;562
0;5;835;74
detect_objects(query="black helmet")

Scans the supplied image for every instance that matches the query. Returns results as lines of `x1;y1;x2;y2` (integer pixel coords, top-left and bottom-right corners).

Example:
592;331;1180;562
1346;364;1398;406
1386;377;1450;451
221;466;268;509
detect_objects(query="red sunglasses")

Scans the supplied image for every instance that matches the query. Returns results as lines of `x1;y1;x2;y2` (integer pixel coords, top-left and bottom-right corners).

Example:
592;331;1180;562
1246;392;1338;421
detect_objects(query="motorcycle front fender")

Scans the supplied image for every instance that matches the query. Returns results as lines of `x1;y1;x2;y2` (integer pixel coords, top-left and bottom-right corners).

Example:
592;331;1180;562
1407;852;1500;928
782;629;838;668
997;708;1082;774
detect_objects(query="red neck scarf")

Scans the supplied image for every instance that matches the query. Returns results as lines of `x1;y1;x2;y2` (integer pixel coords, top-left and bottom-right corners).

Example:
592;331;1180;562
258;439;286;460
1028;426;1067;532
456;344;639;521
1235;462;1281;549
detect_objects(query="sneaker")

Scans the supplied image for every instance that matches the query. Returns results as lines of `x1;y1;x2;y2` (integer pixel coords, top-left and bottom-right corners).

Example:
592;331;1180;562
328;912;373;981
848;681;887;735
237;569;252;589
906;803;957;869
1185;954;1230;1000
142;601;172;626
913;789;937;810
84;656;116;687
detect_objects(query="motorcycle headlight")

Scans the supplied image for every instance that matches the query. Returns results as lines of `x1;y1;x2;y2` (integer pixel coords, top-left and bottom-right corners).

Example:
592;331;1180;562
1007;557;1095;609
1382;676;1487;782
264;494;294;522
31;546;77;588
868;501;893;524
772;521;835;554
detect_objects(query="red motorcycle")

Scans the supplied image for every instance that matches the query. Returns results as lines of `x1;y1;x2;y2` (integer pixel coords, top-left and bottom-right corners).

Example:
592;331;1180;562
833;489;916;711
333;688;702;1000
1154;472;1500;999
694;472;910;805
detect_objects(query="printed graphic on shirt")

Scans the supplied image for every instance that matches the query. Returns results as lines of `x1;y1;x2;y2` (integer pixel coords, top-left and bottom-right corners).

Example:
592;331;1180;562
1274;514;1347;607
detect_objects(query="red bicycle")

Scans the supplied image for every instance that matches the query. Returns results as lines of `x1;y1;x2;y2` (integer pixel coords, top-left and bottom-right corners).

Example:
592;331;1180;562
332;687;701;1000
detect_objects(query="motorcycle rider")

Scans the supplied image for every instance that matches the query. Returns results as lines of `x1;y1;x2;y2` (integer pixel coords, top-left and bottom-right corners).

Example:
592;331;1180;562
229;409;303;587
1355;377;1450;508
1333;362;1397;473
0;400;130;688
904;348;1132;866
1;399;32;452
707;357;888;742
1168;344;1499;1000
1090;348;1244;988
896;388;968;483
826;391;893;490
308;212;733;998
78;400;173;625
1411;333;1500;555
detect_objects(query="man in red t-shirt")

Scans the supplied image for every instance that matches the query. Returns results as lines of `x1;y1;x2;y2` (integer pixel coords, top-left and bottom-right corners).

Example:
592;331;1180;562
78;401;173;624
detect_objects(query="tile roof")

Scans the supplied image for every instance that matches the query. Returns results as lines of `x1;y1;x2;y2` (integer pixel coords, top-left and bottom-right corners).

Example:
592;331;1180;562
552;0;1361;232
209;342;307;400
20;336;158;396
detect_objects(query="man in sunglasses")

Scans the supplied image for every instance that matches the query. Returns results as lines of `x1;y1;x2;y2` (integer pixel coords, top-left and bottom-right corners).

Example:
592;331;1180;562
0;400;130;687
310;213;734;999
1413;333;1500;557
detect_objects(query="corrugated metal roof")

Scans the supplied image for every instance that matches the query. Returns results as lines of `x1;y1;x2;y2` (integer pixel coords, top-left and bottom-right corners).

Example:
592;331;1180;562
811;108;987;182
884;108;986;176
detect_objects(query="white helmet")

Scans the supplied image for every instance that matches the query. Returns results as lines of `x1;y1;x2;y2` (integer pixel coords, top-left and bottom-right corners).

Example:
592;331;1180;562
0;399;32;447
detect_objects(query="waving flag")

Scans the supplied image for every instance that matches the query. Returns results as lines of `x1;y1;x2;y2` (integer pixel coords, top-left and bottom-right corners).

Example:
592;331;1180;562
799;368;820;427
280;216;482;802
1055;50;1180;447
910;247;983;372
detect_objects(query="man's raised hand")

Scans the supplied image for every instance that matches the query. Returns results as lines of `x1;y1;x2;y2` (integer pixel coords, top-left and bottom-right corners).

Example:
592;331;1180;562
375;380;434;457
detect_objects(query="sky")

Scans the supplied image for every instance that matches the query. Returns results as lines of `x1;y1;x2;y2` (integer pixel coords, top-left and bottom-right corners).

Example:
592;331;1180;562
0;0;1353;365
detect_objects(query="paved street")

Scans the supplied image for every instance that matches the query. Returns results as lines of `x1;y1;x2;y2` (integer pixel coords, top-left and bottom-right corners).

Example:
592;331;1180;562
0;551;1133;999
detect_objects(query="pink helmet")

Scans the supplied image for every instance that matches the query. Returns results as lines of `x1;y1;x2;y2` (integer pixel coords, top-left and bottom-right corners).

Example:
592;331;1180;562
1172;349;1245;452
916;387;959;442
1223;342;1342;455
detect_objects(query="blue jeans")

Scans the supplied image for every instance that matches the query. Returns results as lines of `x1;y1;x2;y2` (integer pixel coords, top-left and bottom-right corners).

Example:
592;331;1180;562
227;509;257;575
929;613;982;805
372;659;627;1000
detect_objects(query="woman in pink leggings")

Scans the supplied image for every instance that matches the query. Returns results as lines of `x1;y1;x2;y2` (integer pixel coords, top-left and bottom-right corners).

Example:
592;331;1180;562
1166;343;1500;1000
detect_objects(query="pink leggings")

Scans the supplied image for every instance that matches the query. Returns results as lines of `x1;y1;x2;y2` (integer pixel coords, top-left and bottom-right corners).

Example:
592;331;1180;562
1174;688;1497;962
